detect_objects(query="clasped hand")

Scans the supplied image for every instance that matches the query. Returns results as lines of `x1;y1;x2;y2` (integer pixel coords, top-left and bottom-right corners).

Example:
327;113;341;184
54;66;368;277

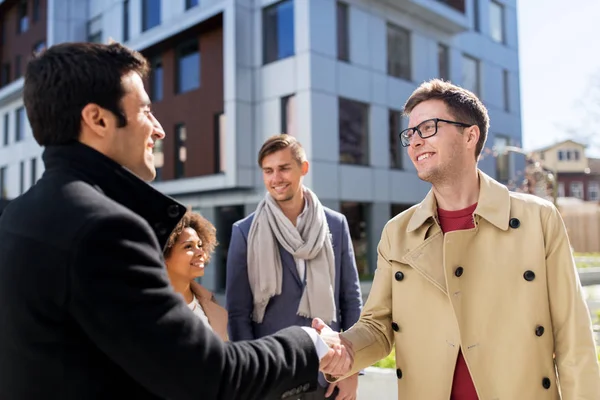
312;318;354;377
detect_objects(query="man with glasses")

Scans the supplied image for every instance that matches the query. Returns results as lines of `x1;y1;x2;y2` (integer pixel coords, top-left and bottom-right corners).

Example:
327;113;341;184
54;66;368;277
316;79;600;399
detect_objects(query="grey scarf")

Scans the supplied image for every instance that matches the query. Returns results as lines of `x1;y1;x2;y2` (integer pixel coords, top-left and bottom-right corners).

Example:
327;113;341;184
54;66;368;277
247;187;337;324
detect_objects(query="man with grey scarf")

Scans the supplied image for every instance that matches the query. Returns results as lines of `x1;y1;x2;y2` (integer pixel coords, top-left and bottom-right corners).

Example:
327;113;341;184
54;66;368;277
226;134;363;400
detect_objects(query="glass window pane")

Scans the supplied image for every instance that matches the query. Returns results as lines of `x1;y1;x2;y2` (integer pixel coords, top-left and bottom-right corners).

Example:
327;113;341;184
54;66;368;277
489;1;504;43
263;0;295;64
339;98;369;165
462;55;479;95
438;44;449;80
337;2;349;61
177;43;200;93
142;0;161;31
387;24;411;80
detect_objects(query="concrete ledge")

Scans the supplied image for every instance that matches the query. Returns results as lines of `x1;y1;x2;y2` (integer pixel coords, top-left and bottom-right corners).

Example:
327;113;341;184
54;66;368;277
579;268;600;286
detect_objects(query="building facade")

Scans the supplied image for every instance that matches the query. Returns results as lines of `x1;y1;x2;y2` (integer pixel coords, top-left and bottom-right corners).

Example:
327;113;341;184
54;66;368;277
532;140;600;202
0;0;523;293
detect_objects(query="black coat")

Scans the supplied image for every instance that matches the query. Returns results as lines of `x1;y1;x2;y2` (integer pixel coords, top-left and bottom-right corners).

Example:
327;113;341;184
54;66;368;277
0;142;318;400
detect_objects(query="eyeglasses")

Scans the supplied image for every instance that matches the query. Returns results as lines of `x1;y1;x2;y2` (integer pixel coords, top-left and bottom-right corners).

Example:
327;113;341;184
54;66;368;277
399;118;473;147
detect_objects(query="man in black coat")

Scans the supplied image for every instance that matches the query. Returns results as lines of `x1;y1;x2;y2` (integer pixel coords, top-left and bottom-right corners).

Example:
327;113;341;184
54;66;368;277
0;42;350;400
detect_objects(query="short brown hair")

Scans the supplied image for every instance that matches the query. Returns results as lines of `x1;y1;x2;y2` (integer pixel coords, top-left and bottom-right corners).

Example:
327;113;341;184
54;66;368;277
403;79;490;158
258;134;307;167
163;211;218;261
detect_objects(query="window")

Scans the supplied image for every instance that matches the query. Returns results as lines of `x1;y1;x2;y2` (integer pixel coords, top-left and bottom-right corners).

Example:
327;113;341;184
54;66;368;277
3;114;8;146
438;44;449;81
150;57;163;101
15;56;22;79
19;161;24;195
558;150;564;161
174;124;187;179
87;16;102;43
176;41;200;94
502;69;510;111
570;181;584;199
15;107;26;142
489;1;505;44
123;0;130;41
214;112;226;173
281;94;296;136
573;150;580;161
557;182;565;198
341;202;370;278
0;166;6;198
186;0;199;9
435;0;466;13
589;182;599;201
339;98;369;165
473;0;480;32
387;24;411;81
337;2;349;62
33;41;46;54
462;55;480;95
17;0;29;34
1;63;10;87
142;0;161;32
30;158;37;186
263;0;295;65
153;139;164;181
389;110;403;169
494;135;510;183
33;0;41;22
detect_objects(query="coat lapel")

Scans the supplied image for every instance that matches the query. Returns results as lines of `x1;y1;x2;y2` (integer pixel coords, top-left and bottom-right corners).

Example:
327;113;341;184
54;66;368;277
401;226;447;294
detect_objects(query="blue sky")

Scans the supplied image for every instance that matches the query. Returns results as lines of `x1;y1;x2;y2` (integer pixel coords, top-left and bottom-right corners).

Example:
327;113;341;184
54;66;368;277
517;0;600;154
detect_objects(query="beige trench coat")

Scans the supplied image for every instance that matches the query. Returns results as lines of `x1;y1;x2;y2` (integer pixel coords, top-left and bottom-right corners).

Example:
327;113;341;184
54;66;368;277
341;171;600;399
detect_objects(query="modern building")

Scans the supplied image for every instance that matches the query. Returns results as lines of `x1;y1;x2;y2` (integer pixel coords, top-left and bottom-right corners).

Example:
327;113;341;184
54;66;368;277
0;0;523;294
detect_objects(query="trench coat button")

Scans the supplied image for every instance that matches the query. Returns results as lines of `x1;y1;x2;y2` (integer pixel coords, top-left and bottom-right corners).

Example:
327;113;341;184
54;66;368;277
395;271;404;281
454;266;464;277
167;204;181;218
391;322;399;332
509;218;520;229
523;270;536;281
396;368;402;379
542;377;551;389
535;325;545;336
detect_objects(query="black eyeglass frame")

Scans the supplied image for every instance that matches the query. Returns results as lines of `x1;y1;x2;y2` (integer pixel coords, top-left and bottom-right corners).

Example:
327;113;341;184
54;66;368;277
399;118;473;147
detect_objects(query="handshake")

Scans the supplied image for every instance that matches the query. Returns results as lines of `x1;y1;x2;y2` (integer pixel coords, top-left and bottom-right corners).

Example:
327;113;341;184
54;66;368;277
312;318;354;378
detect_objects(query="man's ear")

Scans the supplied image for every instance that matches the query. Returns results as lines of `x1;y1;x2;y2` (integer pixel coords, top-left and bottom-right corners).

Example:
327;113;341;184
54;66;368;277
301;160;309;176
466;125;480;151
81;103;109;138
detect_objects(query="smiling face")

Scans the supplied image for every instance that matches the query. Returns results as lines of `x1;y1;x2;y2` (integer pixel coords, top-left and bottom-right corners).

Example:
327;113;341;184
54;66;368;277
407;99;475;185
165;227;207;282
261;147;308;204
106;71;165;181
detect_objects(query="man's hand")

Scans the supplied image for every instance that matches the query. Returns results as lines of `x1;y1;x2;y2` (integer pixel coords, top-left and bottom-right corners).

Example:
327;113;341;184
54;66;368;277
312;318;354;377
325;373;358;400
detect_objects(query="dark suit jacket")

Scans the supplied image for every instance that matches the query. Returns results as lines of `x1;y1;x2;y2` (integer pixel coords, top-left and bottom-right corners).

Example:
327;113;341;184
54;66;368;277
0;142;319;400
225;208;363;340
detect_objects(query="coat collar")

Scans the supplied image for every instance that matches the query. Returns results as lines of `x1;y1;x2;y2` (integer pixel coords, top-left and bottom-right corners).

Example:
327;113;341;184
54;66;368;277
407;170;511;233
42;141;187;250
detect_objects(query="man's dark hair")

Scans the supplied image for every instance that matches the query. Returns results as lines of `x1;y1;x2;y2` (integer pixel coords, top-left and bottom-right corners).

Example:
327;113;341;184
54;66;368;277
23;42;149;146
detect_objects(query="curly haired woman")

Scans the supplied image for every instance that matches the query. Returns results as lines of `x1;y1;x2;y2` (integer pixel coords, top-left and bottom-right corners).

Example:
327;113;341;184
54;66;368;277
163;211;228;341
